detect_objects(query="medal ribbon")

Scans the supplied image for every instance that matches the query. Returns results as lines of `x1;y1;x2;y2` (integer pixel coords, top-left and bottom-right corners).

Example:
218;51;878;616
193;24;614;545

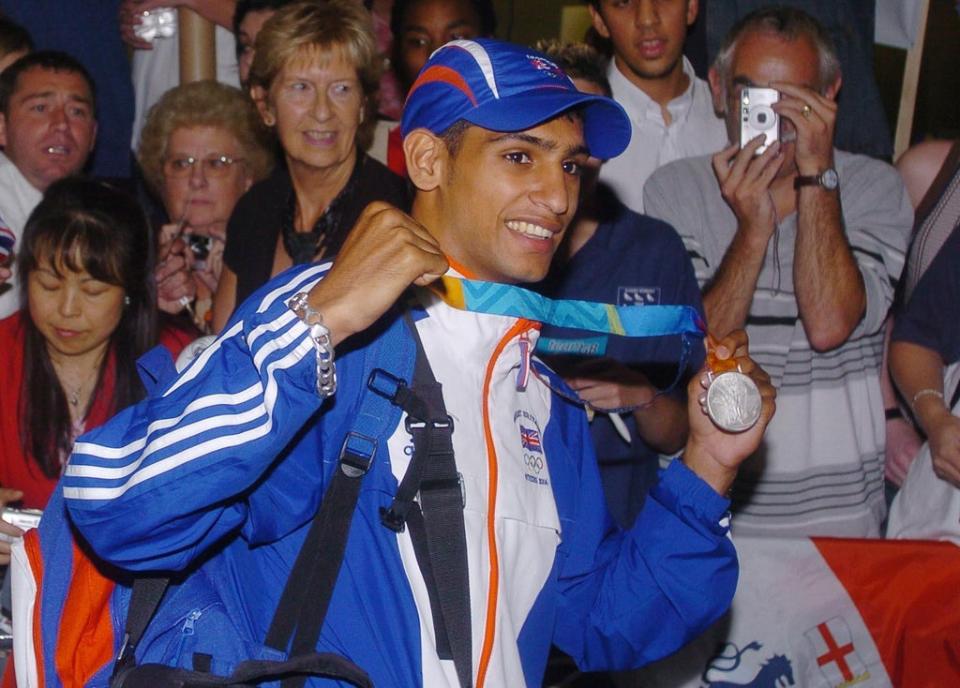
428;276;705;339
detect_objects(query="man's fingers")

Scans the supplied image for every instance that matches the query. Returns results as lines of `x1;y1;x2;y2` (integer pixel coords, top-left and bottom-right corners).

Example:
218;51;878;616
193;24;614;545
772;82;834;113
754;145;785;187
728;136;767;180
711;143;740;183
711;330;750;360
411;251;450;286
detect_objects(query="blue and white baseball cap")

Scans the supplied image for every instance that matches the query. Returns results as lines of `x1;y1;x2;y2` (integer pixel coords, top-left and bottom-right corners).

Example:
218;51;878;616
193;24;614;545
401;38;631;160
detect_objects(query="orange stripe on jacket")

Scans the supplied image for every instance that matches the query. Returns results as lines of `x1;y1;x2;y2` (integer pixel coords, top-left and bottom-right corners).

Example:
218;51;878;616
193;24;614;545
24;530;45;688
55;542;117;687
814;538;960;687
475;318;537;688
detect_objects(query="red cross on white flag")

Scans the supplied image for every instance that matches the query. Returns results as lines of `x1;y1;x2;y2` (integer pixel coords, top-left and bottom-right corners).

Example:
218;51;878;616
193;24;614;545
804;616;869;686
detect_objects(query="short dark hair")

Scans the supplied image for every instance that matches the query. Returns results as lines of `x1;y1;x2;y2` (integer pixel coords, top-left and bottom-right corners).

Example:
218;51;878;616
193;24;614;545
0;50;97;116
232;0;293;46
0;16;33;61
534;39;611;97
439;119;471;157
390;0;497;43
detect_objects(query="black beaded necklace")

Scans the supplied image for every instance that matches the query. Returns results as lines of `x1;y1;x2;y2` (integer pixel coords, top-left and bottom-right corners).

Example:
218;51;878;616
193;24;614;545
281;152;365;264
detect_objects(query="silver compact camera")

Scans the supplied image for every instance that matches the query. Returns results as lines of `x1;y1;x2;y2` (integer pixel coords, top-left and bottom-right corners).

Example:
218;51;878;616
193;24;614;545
0;507;42;543
740;87;779;154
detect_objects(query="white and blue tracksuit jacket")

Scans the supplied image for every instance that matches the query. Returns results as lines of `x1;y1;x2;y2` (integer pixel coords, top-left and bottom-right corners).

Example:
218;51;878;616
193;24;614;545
55;262;737;686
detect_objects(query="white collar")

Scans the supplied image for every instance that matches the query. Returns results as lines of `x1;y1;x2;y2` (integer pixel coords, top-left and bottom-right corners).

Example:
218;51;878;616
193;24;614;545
608;56;700;124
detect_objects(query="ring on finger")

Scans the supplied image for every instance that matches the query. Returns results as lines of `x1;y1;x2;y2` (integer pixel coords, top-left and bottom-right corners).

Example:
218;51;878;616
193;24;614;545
801;104;812;119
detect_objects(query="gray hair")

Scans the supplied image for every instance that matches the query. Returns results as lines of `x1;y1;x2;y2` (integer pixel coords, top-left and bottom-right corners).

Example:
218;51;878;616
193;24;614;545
712;6;840;95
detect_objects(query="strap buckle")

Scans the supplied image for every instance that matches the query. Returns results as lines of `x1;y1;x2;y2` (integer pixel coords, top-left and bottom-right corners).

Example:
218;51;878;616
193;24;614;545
338;432;376;479
368;368;406;402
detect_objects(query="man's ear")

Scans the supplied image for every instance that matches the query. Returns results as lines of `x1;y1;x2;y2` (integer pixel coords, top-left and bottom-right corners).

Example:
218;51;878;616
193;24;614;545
404;128;446;192
588;5;611;40
251;86;275;126
88;121;98;154
707;66;725;116
825;72;842;102
687;0;700;26
0;113;6;148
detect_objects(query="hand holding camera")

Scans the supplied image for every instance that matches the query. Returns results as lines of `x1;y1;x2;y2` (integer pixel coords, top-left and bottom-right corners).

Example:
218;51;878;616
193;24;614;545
713;133;783;243
770;82;837;177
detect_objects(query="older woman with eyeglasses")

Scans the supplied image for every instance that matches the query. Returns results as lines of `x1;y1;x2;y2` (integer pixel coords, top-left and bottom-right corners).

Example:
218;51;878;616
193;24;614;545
138;80;273;333
211;0;409;333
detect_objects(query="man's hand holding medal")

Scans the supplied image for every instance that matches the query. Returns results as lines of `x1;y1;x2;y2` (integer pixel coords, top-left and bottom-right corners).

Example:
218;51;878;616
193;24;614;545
684;330;777;496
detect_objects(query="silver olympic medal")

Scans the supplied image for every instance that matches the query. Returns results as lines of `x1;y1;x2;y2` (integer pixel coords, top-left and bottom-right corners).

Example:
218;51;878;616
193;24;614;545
705;371;762;433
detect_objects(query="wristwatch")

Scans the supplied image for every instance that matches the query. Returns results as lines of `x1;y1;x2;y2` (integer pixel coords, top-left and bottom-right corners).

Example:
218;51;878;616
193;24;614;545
794;168;839;190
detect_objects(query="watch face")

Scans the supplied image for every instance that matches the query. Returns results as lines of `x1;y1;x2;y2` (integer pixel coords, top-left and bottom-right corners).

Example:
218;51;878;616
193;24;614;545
821;169;839;190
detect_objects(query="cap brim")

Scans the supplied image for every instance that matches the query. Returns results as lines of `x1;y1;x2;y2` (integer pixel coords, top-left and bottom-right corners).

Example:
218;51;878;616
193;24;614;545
461;89;631;160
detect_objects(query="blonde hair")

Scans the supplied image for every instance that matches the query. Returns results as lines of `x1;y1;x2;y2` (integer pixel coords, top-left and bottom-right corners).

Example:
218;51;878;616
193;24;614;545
249;0;381;147
137;80;274;196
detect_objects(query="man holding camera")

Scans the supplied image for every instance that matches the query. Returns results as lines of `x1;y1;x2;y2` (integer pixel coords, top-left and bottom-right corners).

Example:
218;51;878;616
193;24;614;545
645;7;912;538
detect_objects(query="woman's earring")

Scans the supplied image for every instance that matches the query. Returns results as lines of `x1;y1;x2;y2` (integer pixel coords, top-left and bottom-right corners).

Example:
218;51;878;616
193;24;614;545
124;295;131;306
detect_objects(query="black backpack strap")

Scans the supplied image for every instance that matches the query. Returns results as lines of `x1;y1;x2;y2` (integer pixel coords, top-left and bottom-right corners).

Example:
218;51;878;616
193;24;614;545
112;651;372;688
112;576;170;679
373;312;473;688
265;434;377;688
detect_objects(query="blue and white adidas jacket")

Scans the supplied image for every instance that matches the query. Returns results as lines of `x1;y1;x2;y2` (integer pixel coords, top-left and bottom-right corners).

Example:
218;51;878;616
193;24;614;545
59;263;737;687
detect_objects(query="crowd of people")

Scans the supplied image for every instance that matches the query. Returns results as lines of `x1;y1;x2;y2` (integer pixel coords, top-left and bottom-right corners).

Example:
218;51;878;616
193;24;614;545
0;0;955;686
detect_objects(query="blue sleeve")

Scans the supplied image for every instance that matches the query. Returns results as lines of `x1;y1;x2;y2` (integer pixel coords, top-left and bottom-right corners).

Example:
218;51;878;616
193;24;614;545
893;227;960;365
63;263;333;572
547;404;736;670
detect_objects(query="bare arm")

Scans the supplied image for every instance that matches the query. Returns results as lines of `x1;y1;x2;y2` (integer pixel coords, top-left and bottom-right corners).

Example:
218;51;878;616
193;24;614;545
212;264;238;334
775;83;865;351
702;140;783;337
890;340;947;436
634;393;688;454
881;318;923;485
566;363;688;454
792;183;865;350
890;339;960;487
896;139;953;208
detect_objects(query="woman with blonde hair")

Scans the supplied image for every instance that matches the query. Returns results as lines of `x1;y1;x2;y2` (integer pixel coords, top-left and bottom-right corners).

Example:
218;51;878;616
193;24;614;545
212;0;408;332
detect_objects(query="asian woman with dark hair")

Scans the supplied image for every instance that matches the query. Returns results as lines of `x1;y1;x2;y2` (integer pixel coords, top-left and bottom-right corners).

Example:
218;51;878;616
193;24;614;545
0;178;191;562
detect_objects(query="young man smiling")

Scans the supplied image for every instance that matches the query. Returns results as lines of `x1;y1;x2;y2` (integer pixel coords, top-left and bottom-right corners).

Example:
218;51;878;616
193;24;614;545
47;39;774;687
589;0;725;212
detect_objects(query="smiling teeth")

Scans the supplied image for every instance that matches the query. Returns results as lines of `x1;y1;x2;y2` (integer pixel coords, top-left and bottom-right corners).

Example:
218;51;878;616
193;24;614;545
506;221;552;239
46;146;67;154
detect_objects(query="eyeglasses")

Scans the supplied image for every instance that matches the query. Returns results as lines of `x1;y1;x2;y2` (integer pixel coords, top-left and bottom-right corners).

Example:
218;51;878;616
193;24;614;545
163;154;245;178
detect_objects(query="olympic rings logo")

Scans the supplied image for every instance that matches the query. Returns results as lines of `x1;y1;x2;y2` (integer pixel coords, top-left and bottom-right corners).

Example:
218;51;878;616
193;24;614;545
524;454;544;472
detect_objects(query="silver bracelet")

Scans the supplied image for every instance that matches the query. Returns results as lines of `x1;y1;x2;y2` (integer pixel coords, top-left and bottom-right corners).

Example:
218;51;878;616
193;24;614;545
911;387;944;412
288;292;336;398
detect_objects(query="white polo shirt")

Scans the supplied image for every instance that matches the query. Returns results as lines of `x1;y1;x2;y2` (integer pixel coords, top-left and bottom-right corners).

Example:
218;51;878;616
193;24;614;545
0;153;42;319
599;57;727;213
